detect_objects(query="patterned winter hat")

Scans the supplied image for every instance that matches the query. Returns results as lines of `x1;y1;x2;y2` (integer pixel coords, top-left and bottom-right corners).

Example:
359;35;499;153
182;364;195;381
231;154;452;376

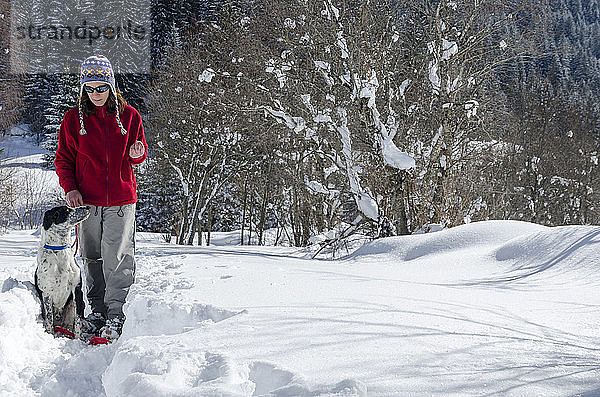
78;55;126;135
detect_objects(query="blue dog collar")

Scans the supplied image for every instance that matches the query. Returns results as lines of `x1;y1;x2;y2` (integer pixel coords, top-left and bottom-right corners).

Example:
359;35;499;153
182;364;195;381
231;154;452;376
43;244;69;250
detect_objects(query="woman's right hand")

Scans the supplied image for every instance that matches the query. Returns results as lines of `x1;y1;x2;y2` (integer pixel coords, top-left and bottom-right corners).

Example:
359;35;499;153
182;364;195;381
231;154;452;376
66;190;84;208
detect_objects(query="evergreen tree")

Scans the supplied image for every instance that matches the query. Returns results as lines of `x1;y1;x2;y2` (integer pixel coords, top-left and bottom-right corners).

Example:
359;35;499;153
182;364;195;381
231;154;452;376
41;74;78;169
136;156;182;235
22;74;56;144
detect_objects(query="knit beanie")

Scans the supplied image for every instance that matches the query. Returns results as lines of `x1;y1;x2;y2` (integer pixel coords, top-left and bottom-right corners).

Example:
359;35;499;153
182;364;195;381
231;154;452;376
78;55;126;135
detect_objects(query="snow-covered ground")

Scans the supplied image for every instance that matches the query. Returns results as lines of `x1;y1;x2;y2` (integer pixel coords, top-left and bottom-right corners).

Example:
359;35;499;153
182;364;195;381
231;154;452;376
2;133;600;396
2;221;600;396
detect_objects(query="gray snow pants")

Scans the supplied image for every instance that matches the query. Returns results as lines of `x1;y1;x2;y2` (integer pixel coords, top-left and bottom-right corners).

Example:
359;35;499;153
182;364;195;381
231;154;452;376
79;203;136;320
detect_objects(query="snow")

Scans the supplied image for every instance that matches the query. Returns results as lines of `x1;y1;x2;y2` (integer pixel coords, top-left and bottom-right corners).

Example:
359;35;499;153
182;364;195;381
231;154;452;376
428;60;440;93
265;60;289;88
3;136;600;396
441;39;458;61
321;3;339;21
198;69;216;83
427;39;458;94
465;99;479;119
336;32;349;59
0;130;62;229
356;71;415;172
262;106;306;133
399;78;410;98
381;138;415;170
305;178;329;195
313;61;329;71
3;218;600;395
283;18;296;30
339;71;351;87
359;72;378;109
334;108;379;221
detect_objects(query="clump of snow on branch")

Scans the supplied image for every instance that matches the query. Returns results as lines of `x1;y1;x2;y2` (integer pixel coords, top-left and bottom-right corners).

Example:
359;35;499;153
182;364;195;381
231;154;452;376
265;59;291;88
336;31;349;59
465;100;479;119
441;39;458;61
359;71;415;171
198;68;215;83
284;18;296;29
427;39;459;94
428;61;441;93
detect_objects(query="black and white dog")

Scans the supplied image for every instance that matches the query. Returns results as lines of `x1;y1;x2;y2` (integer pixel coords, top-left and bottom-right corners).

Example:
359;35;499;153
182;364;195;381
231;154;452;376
35;205;90;339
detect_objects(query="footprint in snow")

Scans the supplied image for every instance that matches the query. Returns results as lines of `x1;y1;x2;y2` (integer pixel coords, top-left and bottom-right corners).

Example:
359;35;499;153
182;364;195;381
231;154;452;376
165;262;183;269
123;295;242;338
173;279;194;289
248;362;368;396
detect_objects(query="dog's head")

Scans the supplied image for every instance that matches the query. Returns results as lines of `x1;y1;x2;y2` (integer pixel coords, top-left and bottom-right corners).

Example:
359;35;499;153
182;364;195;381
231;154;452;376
42;206;91;232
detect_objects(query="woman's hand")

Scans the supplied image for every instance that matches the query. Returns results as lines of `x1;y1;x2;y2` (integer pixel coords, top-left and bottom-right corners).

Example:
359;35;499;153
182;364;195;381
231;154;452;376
66;190;83;208
129;141;145;159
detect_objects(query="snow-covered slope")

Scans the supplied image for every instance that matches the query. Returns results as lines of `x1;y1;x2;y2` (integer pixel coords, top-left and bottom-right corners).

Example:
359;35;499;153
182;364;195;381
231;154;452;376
2;220;600;396
0;130;62;230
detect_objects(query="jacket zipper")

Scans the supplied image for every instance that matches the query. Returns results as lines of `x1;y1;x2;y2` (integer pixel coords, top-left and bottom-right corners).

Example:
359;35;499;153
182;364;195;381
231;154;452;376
102;107;109;206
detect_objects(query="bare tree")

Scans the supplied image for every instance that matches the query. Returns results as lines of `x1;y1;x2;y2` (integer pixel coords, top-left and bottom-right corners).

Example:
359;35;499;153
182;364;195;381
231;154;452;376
396;0;547;227
237;0;417;244
147;19;256;245
0;155;16;233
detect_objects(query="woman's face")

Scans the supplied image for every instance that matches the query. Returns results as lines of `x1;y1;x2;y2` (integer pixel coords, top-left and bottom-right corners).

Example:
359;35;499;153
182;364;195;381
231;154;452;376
84;82;110;107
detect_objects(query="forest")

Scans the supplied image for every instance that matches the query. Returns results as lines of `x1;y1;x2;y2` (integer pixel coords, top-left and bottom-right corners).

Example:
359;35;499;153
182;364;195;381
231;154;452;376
1;0;600;248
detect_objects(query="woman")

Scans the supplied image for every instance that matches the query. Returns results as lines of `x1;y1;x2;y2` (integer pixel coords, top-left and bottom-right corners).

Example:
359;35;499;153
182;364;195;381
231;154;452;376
55;55;147;340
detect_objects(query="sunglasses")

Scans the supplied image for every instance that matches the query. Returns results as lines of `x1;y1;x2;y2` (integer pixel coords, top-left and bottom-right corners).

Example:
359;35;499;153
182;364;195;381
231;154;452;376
83;84;110;94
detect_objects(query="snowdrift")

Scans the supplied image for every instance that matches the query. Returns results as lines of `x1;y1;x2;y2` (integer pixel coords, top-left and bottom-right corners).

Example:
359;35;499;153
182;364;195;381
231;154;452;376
350;220;547;261
487;225;600;286
349;220;600;287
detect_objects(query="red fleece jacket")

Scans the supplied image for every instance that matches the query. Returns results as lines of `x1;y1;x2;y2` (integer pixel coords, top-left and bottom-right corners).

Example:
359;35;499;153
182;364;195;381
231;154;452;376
55;104;148;206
